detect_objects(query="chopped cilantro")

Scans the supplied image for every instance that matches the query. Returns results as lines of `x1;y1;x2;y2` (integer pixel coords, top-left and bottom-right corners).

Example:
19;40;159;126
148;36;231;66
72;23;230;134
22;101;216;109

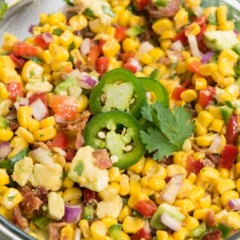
102;5;115;18
28;57;42;64
63;0;74;6
0;51;7;56
52;28;63;36
74;161;84;176
84;8;95;18
0;0;7;21
140;102;195;160
29;70;35;78
154;0;168;7
207;13;217;25
8;195;15;201
68;42;75;51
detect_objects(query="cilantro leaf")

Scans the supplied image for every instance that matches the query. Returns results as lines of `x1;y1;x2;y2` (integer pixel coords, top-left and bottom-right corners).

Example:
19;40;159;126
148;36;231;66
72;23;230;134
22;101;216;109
74;161;84;176
102;5;115;18
63;0;74;6
0;0;8;21
140;102;195;160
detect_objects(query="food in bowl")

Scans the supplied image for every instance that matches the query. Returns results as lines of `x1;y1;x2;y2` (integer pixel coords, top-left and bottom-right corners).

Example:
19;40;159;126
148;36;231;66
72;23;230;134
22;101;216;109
0;0;240;239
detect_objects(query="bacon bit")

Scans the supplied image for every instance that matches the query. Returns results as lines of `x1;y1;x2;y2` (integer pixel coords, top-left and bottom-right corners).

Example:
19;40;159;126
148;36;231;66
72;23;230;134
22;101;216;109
82;188;97;204
8;120;19;131
66;148;76;162
49;222;67;240
206;210;215;227
35;186;48;204
206;154;220;165
93;149;112;169
203;230;222;240
12;207;28;229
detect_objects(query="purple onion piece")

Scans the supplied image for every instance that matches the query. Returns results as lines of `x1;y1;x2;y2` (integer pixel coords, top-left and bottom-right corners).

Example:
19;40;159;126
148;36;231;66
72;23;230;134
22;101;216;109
28;24;36;34
201;51;214;64
42;32;53;43
160;212;182;231
228;199;240;211
63;204;82;223
78;73;98;89
0;141;11;159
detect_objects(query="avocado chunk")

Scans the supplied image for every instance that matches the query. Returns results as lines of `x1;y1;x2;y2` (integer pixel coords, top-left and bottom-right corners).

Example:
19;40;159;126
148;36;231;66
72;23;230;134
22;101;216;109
204;31;239;51
0;116;8;129
109;224;122;240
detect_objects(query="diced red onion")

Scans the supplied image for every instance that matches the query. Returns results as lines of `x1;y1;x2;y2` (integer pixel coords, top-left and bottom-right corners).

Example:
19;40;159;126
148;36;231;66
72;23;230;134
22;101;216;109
161;212;182;231
63;204;82;223
160;174;183;204
188;35;203;58
0;142;11;159
30;98;48;121
78;73;98;89
80;38;91;56
201;51;214;64
14;98;29;110
171;40;184;52
28;24;36;34
228;199;240;211
129;58;142;72
42;32;53;44
54;115;67;124
74;228;81;240
138;41;154;53
207;134;222;154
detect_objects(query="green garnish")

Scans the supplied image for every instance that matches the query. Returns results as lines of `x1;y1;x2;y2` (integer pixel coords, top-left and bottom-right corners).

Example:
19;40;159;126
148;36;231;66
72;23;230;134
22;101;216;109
0;0;7;21
102;5;115;18
140;102;195;160
63;0;74;6
84;8;95;18
8;195;15;201
52;28;63;36
74;161;84;176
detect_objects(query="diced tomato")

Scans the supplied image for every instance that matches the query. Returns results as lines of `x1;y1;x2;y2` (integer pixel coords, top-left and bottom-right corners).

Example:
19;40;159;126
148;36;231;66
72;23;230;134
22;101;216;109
197;86;215;108
186;156;204;175
133;0;150;11
124;62;138;73
87;45;100;68
120;52;135;63
132;223;152;240
49;95;78;121
114;26;126;42
96;56;109;75
51;132;68;150
226;114;238;145
7;82;22;101
171;87;186;101
66;148;76;162
13;42;39;57
134;200;157;218
219;144;238;169
174;29;188;45
187;61;202;75
82;188;97;203
29;92;48;106
9;54;26;68
34;33;52;50
98;39;106;54
194;16;206;25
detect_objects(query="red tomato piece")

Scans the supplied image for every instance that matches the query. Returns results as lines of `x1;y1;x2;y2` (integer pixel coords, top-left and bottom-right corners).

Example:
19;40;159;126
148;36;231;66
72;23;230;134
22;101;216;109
132;223;152;240
197;86;215;108
49;95;78;121
29;92;48;106
98;39;106;54
134;0;150;11
219;144;238;169
120;52;135;63
174;29;188;45
187;61;202;75
82;188;97;203
171;87;186;101
51;132;68;150
9;54;26;68
226;114;238;145
124;62;138;73
34;34;52;50
96;56;109;75
87;45;100;68
13;42;39;57
66;148;76;162
114;26;126;41
134;200;157;218
186;157;204;175
7;82;22;101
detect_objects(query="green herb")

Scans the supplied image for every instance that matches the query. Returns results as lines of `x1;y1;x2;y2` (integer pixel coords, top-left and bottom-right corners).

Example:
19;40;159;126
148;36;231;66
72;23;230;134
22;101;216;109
29;70;35;78
207;13;217;25
218;223;232;239
102;5;115;18
170;63;178;69
84;8;95;18
32;215;50;229
68;55;74;64
8;195;15;201
149;68;162;81
200;0;219;7
63;0;74;6
74;161;84;176
154;0;168;7
52;28;63;36
126;26;145;37
68;42;75;51
0;0;7;21
140;102;194;160
28;57;42;64
0;51;7;56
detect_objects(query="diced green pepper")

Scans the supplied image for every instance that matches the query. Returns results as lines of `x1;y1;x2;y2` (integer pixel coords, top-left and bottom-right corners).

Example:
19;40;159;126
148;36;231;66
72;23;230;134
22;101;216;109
32;215;50;229
188;223;206;238
0;116;8;129
221;105;234;124
83;205;94;221
109;224;122;240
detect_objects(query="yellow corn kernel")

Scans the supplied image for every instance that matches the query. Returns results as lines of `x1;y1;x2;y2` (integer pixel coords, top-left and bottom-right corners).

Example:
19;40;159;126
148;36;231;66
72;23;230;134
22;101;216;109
69;14;87;31
185;22;201;36
21;60;43;82
173;152;188;168
172;227;188;240
141;157;157;176
209;119;224;133
120;174;130;196
118;205;132;222
218;61;235;77
28;119;40;133
175;62;187;74
184;215;199;231
160;39;172;51
199;63;217;76
185;0;201;8
88;18;105;33
199;195;211;209
90;221;107;239
34;126;57;142
79;220;90;239
180;89;197;102
174;8;188;30
152;18;173;35
188;173;197;184
194;77;207;91
59;29;74;47
217;5;227;25
48;12;66;25
161;29;176;40
60;226;73;240
217;179;235;194
236;179;240;193
200;167;220;182
122;38;139;53
0;68;21;84
108;167;121;182
218;77;235;88
1;33;18;52
195;120;208;136
221;191;239;205
128;157;145;174
118;9;131;27
177;179;193;198
102;217;117;229
207;105;222;120
120;231;131;240
17;106;32;129
99;184;120;200
49;44;69;62
174;199;195;213
149;48;165;62
0;55;15;69
129;174;141;196
15;127;34;144
10;136;28;151
167;164;187;178
122;216;144;234
196;111;214;128
0;128;14;141
195;134;215;147
140;176;148;188
156;230;169;240
128;192;149;208
219;49;238;64
62;177;74;189
193;209;211;219
39;13;48;25
40;116;55;128
227;212;240;229
188;186;205;202
2;188;23;210
0;169;9;186
138;52;152;65
102;38;121;58
0;83;9;99
0;207;12;220
192;152;206;161
210;204;221;214
218;168;229;179
42;50;53;64
218;21;235;31
148;176;166;192
63;187;82;203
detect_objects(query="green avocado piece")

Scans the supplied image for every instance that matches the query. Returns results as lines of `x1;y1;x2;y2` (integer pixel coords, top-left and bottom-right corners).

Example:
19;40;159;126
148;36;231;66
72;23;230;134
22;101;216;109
109;224;122;240
203;31;239;51
0;116;8;129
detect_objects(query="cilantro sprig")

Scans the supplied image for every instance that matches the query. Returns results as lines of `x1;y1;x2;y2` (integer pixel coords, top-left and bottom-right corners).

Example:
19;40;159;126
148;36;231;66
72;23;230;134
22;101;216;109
140;102;195;160
0;0;8;21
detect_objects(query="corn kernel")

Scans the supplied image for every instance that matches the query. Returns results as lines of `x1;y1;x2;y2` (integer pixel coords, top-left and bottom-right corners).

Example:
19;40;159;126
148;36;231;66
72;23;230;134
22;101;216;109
60;226;73;240
200;167;220;182
227;212;240;229
172;227;188;240
79;220;90;239
102;217;117;229
152;18;173;35
122;38;139;53
0;128;14;141
197;111;214;128
118;10;131;27
184;215;199;231
148;176;166;192
193;209;211;219
48;12;66;26
209;119;224;133
221;191;239;205
174;8;188;30
174;199;195;213
62;177;74;189
40;116;56;128
217;179;235;194
122;216;144;234
156;230;169;240
69;14;87;31
161;39;172;50
180;89;197;102
128;192;149;208
199;63;217;76
188;186;205;202
167;164;187;178
34;126;57;142
199;195;211;209
218;61;235;77
0;169;9;186
141;157;157;176
63;187;82;202
2;188;23;209
218;21;235;31
177;179;193;198
0;68;21;84
102;38;121;58
195;134;215;147
90;221;107;239
118;205;132;222
195;120;208;136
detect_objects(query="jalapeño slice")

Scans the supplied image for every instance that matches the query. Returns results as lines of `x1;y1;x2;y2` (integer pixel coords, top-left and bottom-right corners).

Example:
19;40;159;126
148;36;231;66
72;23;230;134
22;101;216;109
89;68;146;118
84;111;145;169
